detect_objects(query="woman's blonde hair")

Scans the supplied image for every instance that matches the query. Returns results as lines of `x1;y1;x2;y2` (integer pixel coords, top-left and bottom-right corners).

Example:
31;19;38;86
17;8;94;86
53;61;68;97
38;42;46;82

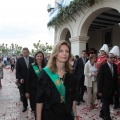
47;40;72;73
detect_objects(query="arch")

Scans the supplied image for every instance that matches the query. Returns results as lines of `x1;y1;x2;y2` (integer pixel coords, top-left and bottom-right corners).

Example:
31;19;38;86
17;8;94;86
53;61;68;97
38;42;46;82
60;28;71;43
58;23;73;42
77;0;120;36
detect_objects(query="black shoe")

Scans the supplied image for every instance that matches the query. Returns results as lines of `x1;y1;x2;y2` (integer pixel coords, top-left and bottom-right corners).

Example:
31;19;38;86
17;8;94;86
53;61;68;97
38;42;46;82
114;105;119;109
22;107;27;112
31;109;34;113
99;114;105;119
80;99;85;103
103;117;112;120
31;108;34;112
99;114;112;120
76;102;80;106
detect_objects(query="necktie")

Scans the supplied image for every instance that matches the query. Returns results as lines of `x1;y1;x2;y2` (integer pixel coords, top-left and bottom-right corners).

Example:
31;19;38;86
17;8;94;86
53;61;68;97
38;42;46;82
83;58;86;64
25;58;29;68
110;64;114;76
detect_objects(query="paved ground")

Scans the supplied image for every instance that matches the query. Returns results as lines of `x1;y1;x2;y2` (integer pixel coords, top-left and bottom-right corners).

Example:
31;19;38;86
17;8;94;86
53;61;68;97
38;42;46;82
0;67;34;120
0;67;120;120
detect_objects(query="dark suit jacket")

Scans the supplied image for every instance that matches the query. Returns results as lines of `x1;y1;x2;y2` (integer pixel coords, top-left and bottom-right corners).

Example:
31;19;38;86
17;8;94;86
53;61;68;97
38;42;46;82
16;56;34;89
97;63;118;98
74;57;88;81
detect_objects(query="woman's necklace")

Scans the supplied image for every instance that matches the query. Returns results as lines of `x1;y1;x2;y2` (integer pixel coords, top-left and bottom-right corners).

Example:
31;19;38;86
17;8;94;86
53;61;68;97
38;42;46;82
60;74;65;82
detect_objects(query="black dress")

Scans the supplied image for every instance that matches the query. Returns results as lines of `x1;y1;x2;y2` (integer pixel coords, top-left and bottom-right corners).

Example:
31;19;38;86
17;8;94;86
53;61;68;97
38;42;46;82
36;69;76;120
26;64;39;110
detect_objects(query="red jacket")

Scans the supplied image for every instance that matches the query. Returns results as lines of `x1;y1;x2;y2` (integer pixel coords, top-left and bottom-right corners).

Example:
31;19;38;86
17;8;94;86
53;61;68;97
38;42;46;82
97;55;107;69
114;59;120;86
114;59;120;76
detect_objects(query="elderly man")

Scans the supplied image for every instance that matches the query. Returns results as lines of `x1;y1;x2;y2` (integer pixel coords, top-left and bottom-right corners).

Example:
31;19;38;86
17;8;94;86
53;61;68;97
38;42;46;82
97;53;118;120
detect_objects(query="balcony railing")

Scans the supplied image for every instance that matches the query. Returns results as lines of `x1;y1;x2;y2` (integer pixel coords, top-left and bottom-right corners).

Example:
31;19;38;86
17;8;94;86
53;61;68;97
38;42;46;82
49;0;74;22
48;0;97;28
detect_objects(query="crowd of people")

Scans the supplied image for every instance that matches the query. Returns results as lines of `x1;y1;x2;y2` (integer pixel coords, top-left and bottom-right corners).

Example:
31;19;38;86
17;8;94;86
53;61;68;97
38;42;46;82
74;44;120;120
0;40;120;120
0;55;17;87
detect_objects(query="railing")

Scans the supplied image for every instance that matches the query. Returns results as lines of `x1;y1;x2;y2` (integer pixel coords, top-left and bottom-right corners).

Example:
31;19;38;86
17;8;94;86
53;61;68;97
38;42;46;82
49;0;74;21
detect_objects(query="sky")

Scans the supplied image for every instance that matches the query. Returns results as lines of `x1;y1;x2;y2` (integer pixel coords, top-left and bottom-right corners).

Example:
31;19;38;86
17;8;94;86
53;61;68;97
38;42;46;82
0;0;55;51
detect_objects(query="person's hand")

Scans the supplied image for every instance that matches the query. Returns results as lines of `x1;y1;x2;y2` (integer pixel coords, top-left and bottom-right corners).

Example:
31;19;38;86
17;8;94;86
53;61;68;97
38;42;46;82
25;93;30;99
98;93;102;97
92;71;98;77
20;79;24;84
15;80;18;85
94;72;98;77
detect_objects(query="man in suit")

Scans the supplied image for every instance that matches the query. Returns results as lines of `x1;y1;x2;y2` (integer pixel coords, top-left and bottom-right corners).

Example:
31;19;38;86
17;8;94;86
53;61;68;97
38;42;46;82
109;46;120;109
74;50;88;105
97;53;118;120
16;47;34;112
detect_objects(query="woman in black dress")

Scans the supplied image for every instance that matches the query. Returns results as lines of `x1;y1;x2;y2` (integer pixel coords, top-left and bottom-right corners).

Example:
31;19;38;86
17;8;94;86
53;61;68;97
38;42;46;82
26;51;45;112
36;40;77;120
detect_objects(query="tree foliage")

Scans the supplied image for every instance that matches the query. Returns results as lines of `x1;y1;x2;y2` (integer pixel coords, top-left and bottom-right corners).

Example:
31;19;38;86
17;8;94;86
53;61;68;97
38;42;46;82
0;41;53;57
32;40;53;56
0;43;22;56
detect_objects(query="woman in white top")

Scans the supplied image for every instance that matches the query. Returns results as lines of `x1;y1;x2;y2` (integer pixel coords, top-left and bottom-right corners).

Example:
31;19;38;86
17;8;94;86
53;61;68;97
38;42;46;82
84;54;98;109
0;58;4;88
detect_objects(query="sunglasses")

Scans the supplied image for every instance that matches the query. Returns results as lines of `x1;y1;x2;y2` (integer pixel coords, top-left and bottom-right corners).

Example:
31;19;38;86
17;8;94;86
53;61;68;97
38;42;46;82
109;57;115;59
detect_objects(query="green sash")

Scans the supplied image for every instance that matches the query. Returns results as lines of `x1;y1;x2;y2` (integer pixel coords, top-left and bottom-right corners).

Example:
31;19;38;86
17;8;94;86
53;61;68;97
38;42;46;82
43;67;65;103
32;63;40;77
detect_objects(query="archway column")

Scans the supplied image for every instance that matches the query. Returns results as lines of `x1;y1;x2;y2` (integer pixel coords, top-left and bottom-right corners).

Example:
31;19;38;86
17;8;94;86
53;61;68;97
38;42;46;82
69;36;89;56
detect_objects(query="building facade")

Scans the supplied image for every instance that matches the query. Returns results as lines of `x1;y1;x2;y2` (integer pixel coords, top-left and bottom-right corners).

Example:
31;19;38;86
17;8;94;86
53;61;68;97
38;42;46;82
48;0;120;56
